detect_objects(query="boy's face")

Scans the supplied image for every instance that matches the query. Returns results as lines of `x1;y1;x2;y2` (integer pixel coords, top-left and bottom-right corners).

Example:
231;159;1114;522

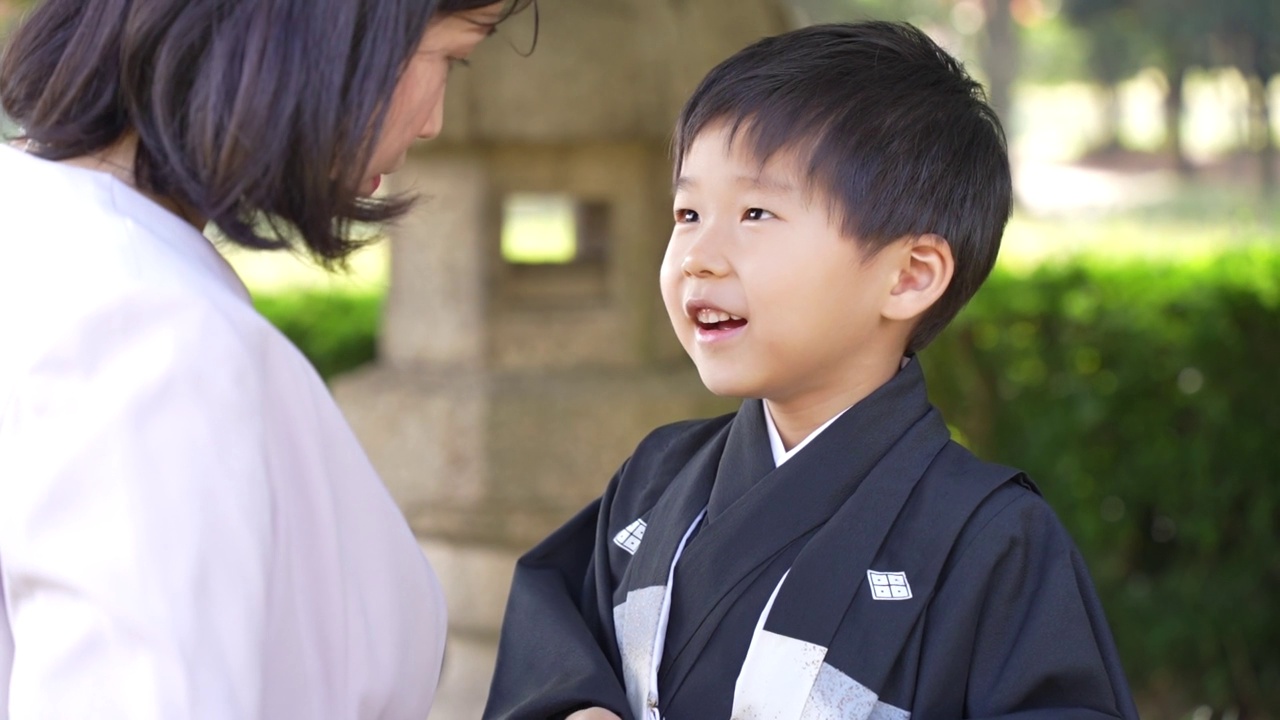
661;123;906;409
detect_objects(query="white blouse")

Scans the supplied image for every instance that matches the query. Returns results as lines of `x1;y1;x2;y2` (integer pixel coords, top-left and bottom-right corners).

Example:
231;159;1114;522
0;145;445;719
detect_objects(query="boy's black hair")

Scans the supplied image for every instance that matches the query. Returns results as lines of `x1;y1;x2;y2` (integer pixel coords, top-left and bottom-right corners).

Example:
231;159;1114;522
0;0;533;264
674;21;1012;352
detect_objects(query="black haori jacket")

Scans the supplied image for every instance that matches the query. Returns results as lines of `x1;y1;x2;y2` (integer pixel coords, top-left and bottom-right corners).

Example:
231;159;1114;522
484;360;1138;720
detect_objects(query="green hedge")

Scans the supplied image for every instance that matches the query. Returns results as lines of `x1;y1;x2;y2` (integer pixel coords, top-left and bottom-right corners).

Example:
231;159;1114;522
256;249;1280;713
254;290;381;380
922;249;1280;714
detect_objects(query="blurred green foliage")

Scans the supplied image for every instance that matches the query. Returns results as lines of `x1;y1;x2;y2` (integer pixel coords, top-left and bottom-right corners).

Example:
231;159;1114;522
258;249;1280;712
923;249;1280;714
253;290;381;381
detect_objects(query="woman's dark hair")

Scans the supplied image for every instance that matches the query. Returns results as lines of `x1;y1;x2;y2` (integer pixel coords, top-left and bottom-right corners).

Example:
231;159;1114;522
443;0;534;15
0;0;532;263
674;22;1012;353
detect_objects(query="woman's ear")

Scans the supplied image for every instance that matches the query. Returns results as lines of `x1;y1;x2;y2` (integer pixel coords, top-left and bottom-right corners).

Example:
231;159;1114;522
882;233;954;322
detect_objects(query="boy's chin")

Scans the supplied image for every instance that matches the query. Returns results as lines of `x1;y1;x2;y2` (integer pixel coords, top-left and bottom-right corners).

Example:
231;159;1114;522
695;369;754;399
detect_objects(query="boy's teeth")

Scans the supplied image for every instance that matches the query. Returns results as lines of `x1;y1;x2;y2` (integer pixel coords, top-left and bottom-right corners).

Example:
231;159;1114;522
695;308;742;324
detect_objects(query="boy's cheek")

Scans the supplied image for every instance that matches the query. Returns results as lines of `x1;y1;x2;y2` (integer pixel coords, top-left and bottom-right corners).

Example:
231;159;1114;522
658;250;684;285
658;270;684;315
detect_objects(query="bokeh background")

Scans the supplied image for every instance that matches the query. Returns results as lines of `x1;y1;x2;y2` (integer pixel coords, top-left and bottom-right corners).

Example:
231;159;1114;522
3;1;1277;718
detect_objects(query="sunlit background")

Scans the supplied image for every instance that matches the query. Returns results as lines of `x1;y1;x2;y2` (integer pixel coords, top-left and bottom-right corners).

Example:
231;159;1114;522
8;0;1260;286
3;1;1277;718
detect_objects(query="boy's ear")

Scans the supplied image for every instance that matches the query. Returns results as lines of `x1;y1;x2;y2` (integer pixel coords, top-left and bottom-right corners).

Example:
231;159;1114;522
882;234;954;322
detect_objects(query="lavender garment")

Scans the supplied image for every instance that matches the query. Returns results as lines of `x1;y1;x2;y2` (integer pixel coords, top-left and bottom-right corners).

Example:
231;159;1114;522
0;145;446;720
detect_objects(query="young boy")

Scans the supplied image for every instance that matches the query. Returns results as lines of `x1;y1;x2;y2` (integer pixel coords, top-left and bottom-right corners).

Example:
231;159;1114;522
484;21;1137;720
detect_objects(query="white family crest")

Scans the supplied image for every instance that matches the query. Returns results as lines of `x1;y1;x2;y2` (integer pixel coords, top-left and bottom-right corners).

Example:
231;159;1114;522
866;570;912;600
613;518;648;555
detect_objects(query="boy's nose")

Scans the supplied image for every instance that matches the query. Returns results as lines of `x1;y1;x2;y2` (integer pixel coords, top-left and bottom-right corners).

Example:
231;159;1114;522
680;245;730;278
675;226;737;278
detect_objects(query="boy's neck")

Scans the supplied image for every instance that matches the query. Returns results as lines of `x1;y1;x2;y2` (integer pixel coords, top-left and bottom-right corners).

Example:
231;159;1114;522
763;355;904;452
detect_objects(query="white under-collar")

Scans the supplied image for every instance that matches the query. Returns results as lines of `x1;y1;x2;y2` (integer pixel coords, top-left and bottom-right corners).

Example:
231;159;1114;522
763;401;850;467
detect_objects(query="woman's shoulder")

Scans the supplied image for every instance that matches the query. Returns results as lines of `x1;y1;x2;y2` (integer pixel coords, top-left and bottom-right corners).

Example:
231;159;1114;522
3;149;243;296
0;161;302;415
0;144;132;248
3;149;263;329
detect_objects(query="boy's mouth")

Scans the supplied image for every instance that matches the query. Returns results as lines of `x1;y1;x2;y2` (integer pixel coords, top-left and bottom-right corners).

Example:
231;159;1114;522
690;305;748;334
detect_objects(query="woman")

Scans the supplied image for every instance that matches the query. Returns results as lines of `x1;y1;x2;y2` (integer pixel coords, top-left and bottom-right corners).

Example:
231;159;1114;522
0;0;530;717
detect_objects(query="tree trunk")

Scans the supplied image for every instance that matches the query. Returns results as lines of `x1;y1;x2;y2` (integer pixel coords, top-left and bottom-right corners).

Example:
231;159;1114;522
1098;83;1123;153
1247;73;1275;192
1164;64;1193;176
980;0;1019;130
1262;78;1275;194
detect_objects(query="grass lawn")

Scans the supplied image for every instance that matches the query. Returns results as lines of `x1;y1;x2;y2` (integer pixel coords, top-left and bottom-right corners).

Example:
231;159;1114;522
1002;175;1280;270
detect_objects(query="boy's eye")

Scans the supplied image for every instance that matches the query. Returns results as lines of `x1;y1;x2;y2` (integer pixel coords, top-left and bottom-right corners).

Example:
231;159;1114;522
675;209;700;223
744;208;774;221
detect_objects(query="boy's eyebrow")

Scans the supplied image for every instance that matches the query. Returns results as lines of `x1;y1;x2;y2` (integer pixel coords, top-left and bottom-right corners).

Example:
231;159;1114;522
738;173;797;195
672;174;798;195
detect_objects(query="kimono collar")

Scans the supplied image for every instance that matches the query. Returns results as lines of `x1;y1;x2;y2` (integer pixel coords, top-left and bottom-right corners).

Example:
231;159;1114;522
706;357;930;524
763;356;916;467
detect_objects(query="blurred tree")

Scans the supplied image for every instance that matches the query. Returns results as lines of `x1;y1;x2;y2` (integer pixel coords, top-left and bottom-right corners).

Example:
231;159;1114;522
1132;0;1214;175
1064;0;1277;186
1060;0;1148;152
793;0;1020;130
1212;0;1279;192
981;0;1019;129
